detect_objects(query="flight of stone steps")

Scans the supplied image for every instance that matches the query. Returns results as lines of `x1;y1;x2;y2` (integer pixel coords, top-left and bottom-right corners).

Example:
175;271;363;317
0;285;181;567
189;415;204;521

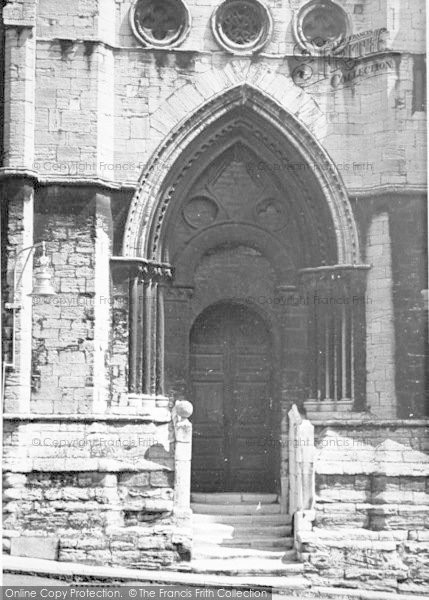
189;493;303;577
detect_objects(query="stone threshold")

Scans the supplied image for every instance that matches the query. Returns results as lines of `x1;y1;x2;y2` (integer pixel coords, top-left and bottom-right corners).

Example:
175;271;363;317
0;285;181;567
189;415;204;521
3;556;429;600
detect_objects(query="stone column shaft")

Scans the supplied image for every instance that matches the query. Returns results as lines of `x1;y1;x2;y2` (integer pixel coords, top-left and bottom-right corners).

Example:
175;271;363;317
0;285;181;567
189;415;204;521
156;284;166;397
121;260;173;402
365;213;396;418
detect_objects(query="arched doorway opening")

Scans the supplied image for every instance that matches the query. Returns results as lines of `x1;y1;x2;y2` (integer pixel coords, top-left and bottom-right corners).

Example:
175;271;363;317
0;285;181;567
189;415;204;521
119;86;368;517
189;302;277;493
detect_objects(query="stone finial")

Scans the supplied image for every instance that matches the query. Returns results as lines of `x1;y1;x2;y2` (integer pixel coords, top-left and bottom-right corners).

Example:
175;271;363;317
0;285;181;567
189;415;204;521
175;400;193;420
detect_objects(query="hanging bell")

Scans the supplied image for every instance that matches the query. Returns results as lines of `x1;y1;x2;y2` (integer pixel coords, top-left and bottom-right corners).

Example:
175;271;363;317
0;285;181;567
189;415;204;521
28;243;56;297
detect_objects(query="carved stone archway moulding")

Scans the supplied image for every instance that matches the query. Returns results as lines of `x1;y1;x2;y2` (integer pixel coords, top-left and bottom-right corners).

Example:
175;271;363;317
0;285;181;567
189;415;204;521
155;124;337;279
123;83;360;265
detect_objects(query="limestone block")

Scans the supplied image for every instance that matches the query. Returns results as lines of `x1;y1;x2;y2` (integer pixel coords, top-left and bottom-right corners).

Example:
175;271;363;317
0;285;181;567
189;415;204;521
136;536;169;551
150;471;173;487
119;472;150;487
10;536;59;560
3;473;27;488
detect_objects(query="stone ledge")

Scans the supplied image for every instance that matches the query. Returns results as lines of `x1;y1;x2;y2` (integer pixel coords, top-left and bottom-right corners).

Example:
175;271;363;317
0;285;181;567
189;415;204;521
2;171;425;198
304;400;356;421
348;183;428;198
3;19;35;27
0;169;136;191
316;503;429;513
311;418;429;427
316;462;429;476
2;458;173;473
309;528;409;542
3;412;171;423
297;533;399;551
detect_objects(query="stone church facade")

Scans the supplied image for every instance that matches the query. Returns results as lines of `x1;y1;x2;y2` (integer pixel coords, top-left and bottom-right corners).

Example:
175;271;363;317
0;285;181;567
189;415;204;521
1;0;428;592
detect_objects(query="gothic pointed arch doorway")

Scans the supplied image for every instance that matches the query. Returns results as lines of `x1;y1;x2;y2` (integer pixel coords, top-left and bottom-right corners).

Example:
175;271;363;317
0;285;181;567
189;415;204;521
120;85;369;513
190;302;277;493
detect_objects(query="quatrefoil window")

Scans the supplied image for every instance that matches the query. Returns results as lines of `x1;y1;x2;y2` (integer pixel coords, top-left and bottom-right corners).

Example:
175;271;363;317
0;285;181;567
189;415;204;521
212;0;272;54
130;0;191;48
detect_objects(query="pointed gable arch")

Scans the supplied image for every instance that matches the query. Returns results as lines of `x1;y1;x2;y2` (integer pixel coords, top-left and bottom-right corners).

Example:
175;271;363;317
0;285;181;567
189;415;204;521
123;84;360;265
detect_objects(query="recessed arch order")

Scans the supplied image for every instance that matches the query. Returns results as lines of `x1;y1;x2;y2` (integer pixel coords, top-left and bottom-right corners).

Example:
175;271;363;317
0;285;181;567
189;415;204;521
123;84;361;265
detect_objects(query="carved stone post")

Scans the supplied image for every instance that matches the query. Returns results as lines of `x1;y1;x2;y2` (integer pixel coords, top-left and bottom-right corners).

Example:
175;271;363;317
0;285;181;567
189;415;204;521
173;400;193;523
288;404;315;556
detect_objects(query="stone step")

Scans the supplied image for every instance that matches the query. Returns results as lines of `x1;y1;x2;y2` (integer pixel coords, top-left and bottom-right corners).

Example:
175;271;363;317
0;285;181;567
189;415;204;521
191;502;281;515
192;544;289;559
188;557;304;576
192;523;293;539
193;513;291;525
218;537;294;550
191;493;279;505
193;537;294;551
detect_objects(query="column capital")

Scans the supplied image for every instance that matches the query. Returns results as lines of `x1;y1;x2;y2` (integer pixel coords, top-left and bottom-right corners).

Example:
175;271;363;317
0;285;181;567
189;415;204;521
298;264;370;292
110;256;174;284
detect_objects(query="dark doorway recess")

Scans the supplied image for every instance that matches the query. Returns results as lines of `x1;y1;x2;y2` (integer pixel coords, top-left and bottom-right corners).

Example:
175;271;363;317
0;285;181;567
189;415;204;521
190;302;275;492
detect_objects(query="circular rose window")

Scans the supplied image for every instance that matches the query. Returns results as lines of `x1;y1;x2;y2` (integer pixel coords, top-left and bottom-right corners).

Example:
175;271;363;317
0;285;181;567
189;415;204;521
183;197;219;229
295;1;349;53
212;0;273;54
130;0;191;48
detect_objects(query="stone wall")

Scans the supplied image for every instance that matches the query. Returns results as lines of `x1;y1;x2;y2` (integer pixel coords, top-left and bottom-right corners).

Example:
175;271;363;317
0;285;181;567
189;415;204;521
4;468;181;567
389;196;428;418
2;0;425;414
1;0;427;573
354;193;428;417
296;422;429;593
26;1;425;189
3;416;185;567
31;191;98;414
110;277;129;409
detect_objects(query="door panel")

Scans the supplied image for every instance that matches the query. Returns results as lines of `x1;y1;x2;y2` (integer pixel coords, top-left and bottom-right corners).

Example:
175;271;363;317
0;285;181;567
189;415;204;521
190;303;275;492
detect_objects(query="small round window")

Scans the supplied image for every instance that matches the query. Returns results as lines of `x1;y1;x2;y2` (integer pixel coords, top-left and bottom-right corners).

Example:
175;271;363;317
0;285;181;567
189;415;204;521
130;0;191;48
212;0;273;54
296;1;349;53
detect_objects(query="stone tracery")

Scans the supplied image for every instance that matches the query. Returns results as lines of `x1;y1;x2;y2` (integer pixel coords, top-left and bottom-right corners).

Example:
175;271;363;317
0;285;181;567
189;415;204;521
124;86;360;266
131;0;191;48
211;0;273;53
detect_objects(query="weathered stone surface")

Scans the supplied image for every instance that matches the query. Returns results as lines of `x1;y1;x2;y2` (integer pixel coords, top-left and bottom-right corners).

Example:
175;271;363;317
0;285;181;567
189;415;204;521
10;536;59;560
1;0;427;585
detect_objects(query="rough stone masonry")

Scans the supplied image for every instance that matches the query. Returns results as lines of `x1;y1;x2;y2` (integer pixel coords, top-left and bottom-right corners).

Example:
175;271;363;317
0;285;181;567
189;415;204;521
1;0;428;594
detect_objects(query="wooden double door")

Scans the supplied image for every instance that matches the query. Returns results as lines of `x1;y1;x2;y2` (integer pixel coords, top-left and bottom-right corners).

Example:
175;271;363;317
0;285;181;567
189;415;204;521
190;303;276;492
